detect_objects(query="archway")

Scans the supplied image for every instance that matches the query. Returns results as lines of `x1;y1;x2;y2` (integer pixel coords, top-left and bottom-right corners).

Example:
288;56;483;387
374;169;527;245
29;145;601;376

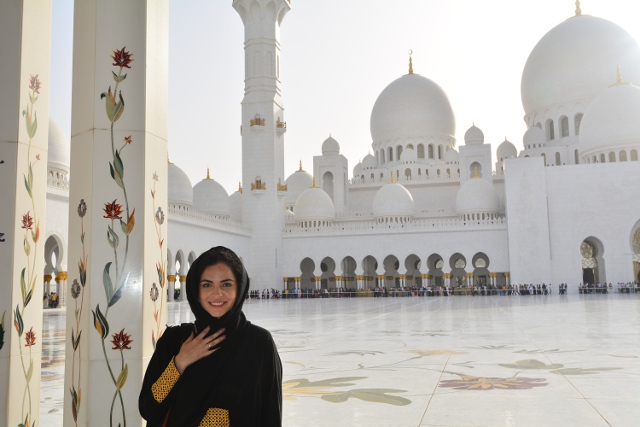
322;171;334;202
472;252;490;287
340;256;357;290
581;238;605;286
449;253;467;287
427;253;444;286
404;254;421;288
300;257;315;292
382;255;400;288
320;257;336;289
630;223;640;282
361;255;378;289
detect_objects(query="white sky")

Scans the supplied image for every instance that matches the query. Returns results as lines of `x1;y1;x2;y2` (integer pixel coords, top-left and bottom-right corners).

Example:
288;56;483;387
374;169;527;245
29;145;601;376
50;0;640;193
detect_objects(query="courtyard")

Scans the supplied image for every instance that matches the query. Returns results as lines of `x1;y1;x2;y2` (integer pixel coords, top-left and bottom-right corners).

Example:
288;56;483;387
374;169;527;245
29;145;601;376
41;293;639;426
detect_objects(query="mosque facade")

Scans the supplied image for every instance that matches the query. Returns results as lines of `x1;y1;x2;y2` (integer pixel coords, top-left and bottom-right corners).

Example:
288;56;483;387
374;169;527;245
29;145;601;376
42;2;640;303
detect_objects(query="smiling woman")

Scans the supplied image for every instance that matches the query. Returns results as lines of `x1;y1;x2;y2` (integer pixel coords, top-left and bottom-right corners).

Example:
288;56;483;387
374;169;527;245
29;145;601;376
139;246;282;426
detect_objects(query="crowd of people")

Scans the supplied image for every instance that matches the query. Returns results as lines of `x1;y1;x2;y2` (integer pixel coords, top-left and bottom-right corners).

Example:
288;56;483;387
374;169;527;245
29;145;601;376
244;281;640;299
579;282;639;293
166;281;639;302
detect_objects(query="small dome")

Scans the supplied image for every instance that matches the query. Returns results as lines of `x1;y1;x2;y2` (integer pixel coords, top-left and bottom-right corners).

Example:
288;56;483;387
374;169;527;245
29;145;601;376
580;82;640;156
168;163;193;206
284;166;313;205
464;124;484;145
456;178;500;215
400;146;417;161
523;126;545;145
362;153;378;168
373;180;415;218
293;186;335;221
444;148;459;163
353;162;363;177
521;14;640;115
192;172;230;217
48;119;70;173
322;136;340;155
370;74;455;146
497;139;518;160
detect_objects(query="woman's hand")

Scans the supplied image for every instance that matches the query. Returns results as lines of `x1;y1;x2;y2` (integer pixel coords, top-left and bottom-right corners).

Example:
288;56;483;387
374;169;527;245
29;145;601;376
174;326;226;374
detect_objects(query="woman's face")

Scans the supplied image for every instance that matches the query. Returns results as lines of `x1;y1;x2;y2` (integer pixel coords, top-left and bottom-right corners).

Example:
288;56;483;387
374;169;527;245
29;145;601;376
199;263;237;318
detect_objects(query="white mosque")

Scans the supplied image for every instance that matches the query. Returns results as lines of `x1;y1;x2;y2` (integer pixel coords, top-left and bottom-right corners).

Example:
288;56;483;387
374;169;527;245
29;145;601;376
43;2;640;303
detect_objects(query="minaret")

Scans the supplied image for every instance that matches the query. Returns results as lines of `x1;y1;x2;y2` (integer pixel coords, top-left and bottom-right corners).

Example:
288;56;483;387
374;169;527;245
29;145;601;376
233;0;291;288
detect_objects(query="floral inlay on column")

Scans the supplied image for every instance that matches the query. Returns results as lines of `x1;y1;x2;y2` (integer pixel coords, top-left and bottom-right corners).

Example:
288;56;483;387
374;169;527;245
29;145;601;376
150;172;166;349
92;47;136;427
69;199;88;426
13;73;43;427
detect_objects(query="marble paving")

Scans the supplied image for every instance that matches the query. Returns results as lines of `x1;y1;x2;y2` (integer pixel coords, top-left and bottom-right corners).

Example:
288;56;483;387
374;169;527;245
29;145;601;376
41;293;640;426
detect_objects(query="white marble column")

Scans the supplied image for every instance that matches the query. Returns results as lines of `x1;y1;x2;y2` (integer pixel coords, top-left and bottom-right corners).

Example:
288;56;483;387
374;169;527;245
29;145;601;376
167;274;176;302
63;1;168;426
0;2;52;426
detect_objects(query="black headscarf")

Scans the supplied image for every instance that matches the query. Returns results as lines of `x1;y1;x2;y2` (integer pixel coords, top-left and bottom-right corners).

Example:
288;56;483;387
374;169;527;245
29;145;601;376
169;246;251;426
185;246;250;339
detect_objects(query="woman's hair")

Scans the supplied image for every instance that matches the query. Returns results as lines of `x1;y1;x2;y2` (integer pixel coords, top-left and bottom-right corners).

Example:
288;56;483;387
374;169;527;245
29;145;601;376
186;246;249;328
191;246;244;286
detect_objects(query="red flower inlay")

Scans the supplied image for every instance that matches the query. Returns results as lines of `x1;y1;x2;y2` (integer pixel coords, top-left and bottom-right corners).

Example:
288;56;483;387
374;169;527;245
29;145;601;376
124;135;132;144
29;74;41;94
111;328;133;351
21;212;34;230
111;47;134;69
103;200;123;220
25;327;36;347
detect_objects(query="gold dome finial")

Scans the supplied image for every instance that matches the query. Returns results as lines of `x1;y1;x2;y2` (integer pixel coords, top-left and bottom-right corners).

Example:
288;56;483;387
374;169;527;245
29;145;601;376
408;49;414;75
473;165;479;179
575;0;581;16
298;160;305;172
311;177;317;188
617;64;623;84
390;171;396;183
238;181;243;193
609;65;630;87
167;154;173;165
206;167;211;180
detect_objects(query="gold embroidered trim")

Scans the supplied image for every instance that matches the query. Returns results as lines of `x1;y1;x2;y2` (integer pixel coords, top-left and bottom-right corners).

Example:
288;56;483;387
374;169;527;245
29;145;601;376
198;408;230;427
151;356;180;403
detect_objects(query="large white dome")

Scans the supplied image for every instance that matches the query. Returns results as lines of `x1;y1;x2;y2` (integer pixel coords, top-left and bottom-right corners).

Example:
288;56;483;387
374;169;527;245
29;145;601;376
168;163;193;207
521;14;640;116
580;82;640;157
48;119;70;173
192;173;230;217
293;187;335;221
370;73;455;146
456;178;500;215
373;181;414;218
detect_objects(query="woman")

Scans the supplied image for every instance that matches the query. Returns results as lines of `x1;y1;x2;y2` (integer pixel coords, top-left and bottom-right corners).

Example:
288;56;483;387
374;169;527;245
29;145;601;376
139;246;282;426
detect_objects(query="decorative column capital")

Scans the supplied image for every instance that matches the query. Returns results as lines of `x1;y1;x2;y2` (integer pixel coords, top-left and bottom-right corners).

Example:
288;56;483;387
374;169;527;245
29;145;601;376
44;274;53;283
167;275;176;282
56;271;68;281
179;275;187;282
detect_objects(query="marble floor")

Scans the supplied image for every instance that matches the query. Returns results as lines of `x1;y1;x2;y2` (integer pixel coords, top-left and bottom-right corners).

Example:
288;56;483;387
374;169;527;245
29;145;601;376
41;293;640;426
